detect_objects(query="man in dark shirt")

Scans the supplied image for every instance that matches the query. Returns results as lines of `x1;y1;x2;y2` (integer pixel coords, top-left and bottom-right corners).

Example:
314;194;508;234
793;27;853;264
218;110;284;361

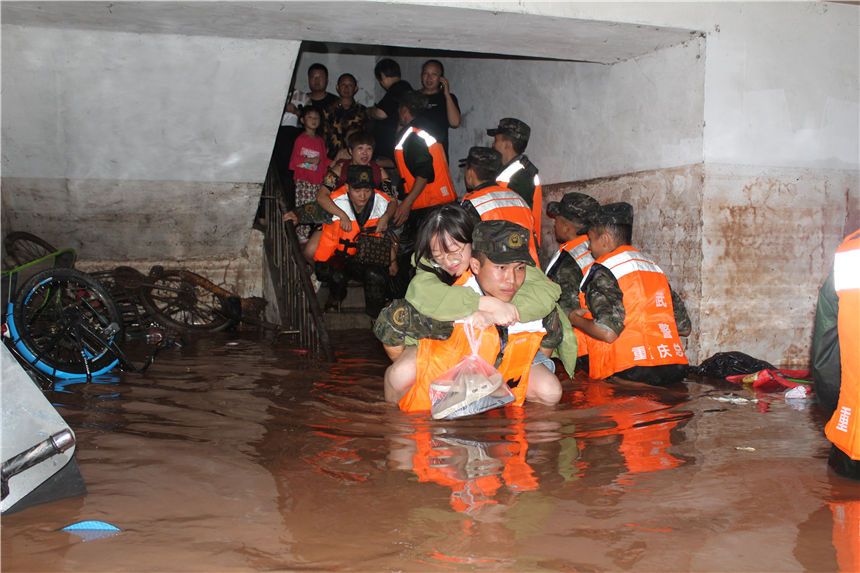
417;59;460;160
368;58;413;167
285;63;338;116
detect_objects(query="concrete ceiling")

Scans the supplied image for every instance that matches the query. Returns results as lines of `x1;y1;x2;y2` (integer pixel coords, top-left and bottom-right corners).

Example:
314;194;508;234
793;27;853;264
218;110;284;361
1;1;699;64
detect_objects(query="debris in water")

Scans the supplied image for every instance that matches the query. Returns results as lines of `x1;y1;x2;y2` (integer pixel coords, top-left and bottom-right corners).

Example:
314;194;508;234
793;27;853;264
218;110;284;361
709;394;758;404
61;520;122;542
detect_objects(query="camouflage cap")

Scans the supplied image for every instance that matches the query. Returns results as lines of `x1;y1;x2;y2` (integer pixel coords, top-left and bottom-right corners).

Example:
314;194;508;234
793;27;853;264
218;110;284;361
458;146;502;172
471;220;534;266
591;202;634;227
546;192;600;223
397;90;429;117
346;164;374;188
486;118;531;144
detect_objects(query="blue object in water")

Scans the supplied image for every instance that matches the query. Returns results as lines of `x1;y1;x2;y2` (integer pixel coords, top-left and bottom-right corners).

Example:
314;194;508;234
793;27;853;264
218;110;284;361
62;520;121;542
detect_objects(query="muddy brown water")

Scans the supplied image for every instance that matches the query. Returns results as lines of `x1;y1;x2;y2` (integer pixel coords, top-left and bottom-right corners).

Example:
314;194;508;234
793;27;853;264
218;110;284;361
2;330;858;572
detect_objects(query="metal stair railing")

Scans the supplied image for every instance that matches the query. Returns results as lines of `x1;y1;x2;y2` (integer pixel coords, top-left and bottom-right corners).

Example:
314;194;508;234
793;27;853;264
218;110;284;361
260;163;335;362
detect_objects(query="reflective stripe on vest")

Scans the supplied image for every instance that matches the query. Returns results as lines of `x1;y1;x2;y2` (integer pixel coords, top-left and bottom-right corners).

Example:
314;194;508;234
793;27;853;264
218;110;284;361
332;189;389;223
497;161;523;183
834;247;860;292
463;186;538;263
582;249;664;290
468;190;529;217
496;160;542;246
545;235;594;276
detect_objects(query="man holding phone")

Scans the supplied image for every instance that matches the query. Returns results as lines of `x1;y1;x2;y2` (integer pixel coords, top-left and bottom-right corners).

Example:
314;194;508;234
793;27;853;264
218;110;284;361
418;59;461;160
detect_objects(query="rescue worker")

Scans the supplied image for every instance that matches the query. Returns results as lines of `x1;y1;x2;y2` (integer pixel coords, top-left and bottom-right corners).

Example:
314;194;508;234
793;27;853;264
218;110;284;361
459;146;539;265
570;203;692;385
381;220;564;411
392;90;456;229
544;192;601;364
487;118;543;245
812;228;860;480
284;164;396;317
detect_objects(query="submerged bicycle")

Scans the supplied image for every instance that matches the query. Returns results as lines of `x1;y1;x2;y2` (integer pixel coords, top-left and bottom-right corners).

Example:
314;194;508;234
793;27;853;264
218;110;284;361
1;234;167;381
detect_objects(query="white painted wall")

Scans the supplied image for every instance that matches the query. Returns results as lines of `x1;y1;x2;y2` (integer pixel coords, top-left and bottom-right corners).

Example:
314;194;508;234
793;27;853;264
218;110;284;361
1;26;300;182
467;1;859;171
415;39;705;186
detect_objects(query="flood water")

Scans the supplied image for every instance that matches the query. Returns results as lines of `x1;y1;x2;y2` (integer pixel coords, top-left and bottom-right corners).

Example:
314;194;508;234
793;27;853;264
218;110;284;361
2;329;858;572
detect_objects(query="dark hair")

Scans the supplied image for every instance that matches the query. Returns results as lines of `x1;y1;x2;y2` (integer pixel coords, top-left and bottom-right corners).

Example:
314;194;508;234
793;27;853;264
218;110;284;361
593;223;632;246
466;162;497;184
299;105;323;136
337;73;356;84
308;63;328;77
421;59;445;77
499;133;527;154
347;130;375;150
415;203;475;285
374;58;401;81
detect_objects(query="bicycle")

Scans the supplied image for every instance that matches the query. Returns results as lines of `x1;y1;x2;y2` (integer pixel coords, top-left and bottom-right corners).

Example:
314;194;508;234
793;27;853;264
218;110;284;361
2;235;166;381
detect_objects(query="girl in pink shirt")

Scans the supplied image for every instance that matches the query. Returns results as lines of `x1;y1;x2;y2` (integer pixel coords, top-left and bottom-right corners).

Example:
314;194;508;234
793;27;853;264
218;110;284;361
289;106;330;241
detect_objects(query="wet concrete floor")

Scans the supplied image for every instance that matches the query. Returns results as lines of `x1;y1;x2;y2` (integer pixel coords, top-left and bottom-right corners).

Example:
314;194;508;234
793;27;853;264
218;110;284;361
2;329;858;572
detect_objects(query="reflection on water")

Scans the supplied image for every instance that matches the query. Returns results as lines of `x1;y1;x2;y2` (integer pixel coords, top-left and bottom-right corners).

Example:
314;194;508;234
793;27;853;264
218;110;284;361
2;330;858;572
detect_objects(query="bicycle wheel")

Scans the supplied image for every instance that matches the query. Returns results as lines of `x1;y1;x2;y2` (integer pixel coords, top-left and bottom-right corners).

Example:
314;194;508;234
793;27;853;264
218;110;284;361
3;232;57;269
7;268;123;378
88;266;150;329
140;270;231;331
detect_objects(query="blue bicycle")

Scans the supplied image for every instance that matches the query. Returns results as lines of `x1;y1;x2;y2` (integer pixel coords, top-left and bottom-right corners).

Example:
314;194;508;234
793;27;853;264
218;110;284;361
3;237;124;379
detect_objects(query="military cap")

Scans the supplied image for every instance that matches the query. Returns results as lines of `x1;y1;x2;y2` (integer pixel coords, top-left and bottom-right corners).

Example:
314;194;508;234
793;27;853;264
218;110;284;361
471;220;534;266
546;192;600;223
398;90;429;117
346;164;374;188
592;202;634;227
458;146;502;172
486;118;531;143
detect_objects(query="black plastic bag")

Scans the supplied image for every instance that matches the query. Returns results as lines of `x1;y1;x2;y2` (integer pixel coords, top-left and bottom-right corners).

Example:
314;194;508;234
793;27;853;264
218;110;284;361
694;351;776;379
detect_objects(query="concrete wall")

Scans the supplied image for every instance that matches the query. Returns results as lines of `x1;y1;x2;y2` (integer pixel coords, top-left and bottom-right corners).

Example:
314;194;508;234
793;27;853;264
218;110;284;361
1;25;300;297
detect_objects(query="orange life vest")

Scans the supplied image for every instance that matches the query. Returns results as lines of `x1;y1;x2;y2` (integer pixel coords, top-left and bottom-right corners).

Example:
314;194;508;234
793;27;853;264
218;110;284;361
462;185;539;264
825;229;860;460
313;186;391;262
399;271;547;412
408;423;537;514
496;158;542;246
393;127;455;210
580;246;688;379
578;379;683;474
545;235;595;357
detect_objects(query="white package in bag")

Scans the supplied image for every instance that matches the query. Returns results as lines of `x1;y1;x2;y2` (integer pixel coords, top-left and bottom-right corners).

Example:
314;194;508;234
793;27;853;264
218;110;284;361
429;320;515;420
